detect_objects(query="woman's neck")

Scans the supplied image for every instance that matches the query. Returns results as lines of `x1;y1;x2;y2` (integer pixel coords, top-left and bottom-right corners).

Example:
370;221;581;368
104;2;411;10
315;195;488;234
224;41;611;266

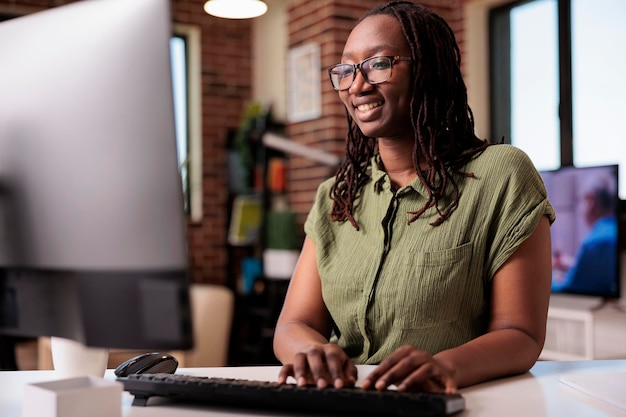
377;137;421;189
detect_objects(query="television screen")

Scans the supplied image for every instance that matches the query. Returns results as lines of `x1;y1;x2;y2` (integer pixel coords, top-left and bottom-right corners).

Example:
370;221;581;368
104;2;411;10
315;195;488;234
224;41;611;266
539;165;620;299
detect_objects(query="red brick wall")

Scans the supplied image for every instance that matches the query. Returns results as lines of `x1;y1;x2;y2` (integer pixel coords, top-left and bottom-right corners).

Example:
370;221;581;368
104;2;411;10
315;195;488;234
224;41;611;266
171;1;253;286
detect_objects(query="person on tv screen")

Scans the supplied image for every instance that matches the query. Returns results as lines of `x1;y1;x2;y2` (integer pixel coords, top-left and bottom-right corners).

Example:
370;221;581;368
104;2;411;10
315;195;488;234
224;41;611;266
273;1;555;394
552;175;618;295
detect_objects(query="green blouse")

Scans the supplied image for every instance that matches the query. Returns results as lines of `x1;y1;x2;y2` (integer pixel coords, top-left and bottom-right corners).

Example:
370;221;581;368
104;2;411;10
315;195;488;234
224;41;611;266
304;144;556;364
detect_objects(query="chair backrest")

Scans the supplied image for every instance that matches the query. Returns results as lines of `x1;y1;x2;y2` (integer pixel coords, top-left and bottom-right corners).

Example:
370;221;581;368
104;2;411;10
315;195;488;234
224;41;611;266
176;283;235;367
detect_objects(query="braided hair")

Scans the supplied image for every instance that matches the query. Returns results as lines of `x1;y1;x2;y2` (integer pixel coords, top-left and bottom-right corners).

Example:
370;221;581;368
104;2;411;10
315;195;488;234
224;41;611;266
329;1;491;230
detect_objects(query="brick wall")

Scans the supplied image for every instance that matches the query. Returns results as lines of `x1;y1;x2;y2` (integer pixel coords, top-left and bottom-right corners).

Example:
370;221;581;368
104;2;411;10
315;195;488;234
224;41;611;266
170;1;253;286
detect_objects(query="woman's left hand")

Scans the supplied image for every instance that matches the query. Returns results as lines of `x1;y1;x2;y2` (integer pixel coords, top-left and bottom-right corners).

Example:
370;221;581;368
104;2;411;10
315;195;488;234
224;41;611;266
360;345;457;394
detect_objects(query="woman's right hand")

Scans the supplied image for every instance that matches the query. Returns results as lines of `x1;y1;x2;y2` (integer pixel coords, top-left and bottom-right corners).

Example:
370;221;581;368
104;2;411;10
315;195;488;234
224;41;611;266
277;343;357;389
274;238;355;388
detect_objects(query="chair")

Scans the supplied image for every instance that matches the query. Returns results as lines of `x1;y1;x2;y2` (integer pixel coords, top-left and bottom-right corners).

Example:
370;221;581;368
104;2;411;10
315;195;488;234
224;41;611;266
38;283;235;369
169;283;235;367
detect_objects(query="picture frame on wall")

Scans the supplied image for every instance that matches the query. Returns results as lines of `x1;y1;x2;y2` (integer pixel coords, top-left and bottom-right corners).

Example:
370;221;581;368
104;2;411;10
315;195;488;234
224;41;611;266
287;42;322;123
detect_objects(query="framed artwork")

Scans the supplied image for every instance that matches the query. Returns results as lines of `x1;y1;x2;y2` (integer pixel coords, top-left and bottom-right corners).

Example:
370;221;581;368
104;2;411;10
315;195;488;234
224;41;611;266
287;42;322;123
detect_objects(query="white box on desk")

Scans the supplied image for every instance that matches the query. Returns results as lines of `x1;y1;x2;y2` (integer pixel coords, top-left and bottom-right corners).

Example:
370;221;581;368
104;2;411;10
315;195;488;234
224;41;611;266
23;376;122;417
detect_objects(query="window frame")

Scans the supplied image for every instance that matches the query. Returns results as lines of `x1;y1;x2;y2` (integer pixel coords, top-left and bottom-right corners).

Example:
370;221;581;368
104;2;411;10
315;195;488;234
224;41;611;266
173;24;203;224
489;0;573;165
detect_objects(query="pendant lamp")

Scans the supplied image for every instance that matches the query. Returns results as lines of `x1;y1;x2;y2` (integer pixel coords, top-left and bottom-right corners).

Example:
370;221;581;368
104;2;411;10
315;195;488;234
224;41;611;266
204;0;268;19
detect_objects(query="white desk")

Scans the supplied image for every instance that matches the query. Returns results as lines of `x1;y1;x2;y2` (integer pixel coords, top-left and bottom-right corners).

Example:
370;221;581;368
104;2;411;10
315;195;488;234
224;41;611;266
1;361;625;416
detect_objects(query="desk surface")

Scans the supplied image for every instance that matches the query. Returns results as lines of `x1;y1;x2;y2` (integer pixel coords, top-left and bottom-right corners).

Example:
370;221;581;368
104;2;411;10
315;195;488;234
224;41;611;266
2;360;626;416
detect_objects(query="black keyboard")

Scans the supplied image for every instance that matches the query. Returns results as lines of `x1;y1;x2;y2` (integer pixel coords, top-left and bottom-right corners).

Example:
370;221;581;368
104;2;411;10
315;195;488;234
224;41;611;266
117;373;465;417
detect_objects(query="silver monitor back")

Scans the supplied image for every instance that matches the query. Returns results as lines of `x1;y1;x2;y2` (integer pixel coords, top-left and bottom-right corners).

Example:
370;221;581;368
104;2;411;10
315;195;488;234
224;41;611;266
0;0;193;350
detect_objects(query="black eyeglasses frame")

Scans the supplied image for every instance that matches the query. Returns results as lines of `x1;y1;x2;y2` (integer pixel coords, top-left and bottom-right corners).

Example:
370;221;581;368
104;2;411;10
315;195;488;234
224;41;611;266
327;55;412;91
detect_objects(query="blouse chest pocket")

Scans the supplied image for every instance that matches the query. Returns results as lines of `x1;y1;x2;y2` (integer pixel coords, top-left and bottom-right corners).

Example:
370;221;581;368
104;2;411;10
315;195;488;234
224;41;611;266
392;242;474;329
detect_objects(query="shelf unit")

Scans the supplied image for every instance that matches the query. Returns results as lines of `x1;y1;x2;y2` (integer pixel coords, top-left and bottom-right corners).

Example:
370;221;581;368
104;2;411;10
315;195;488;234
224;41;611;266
225;106;295;365
540;294;626;360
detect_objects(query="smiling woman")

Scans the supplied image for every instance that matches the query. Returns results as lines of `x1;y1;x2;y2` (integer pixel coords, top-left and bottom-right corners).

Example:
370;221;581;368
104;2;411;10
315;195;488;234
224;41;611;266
272;1;555;395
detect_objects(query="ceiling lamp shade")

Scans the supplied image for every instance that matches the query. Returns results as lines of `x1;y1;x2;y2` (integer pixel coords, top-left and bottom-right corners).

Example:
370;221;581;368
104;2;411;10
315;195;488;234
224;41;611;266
203;0;268;19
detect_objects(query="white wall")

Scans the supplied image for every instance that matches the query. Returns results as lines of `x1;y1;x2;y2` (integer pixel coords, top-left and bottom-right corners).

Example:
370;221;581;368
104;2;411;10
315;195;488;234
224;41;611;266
463;0;512;141
252;0;288;123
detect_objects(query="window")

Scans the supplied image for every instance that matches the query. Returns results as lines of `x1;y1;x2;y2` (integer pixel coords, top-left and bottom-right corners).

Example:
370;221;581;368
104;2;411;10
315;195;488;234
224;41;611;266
172;25;202;223
490;0;626;199
170;35;190;212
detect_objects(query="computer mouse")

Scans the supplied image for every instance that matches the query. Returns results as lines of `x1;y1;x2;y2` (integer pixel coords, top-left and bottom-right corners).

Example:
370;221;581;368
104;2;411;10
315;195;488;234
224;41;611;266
114;352;178;377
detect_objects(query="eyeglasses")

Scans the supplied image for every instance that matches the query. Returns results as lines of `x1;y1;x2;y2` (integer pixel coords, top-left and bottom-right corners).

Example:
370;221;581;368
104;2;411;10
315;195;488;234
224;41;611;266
328;55;412;91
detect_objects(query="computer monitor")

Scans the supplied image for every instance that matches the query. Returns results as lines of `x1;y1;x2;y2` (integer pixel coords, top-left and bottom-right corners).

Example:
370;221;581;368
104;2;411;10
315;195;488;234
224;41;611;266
539;165;621;300
0;0;193;350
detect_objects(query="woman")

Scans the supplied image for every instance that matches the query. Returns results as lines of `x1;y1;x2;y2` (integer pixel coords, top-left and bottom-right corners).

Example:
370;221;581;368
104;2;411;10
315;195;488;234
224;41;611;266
273;1;554;394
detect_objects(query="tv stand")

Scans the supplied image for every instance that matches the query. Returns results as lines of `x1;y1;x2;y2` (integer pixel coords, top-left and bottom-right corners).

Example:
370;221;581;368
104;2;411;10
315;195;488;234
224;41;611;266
540;294;626;360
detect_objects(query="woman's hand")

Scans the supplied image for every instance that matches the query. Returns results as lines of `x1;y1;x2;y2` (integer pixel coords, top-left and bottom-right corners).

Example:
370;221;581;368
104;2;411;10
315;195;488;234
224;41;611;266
277;343;358;389
361;345;457;394
274;238;357;390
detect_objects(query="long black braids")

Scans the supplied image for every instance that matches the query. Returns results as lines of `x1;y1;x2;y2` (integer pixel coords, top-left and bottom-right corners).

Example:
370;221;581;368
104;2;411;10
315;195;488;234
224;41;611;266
329;1;490;229
329;113;377;230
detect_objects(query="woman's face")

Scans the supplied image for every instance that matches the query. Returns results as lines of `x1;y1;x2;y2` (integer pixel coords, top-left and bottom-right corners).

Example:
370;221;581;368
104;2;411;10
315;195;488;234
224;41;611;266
338;14;413;140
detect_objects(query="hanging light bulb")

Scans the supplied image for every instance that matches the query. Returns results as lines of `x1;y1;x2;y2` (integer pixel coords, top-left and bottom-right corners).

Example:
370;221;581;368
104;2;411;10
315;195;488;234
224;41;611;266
204;0;268;19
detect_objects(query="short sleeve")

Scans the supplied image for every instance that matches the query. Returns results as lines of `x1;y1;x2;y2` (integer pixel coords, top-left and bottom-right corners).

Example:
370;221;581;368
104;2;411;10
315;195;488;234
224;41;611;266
304;177;335;244
479;146;555;279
